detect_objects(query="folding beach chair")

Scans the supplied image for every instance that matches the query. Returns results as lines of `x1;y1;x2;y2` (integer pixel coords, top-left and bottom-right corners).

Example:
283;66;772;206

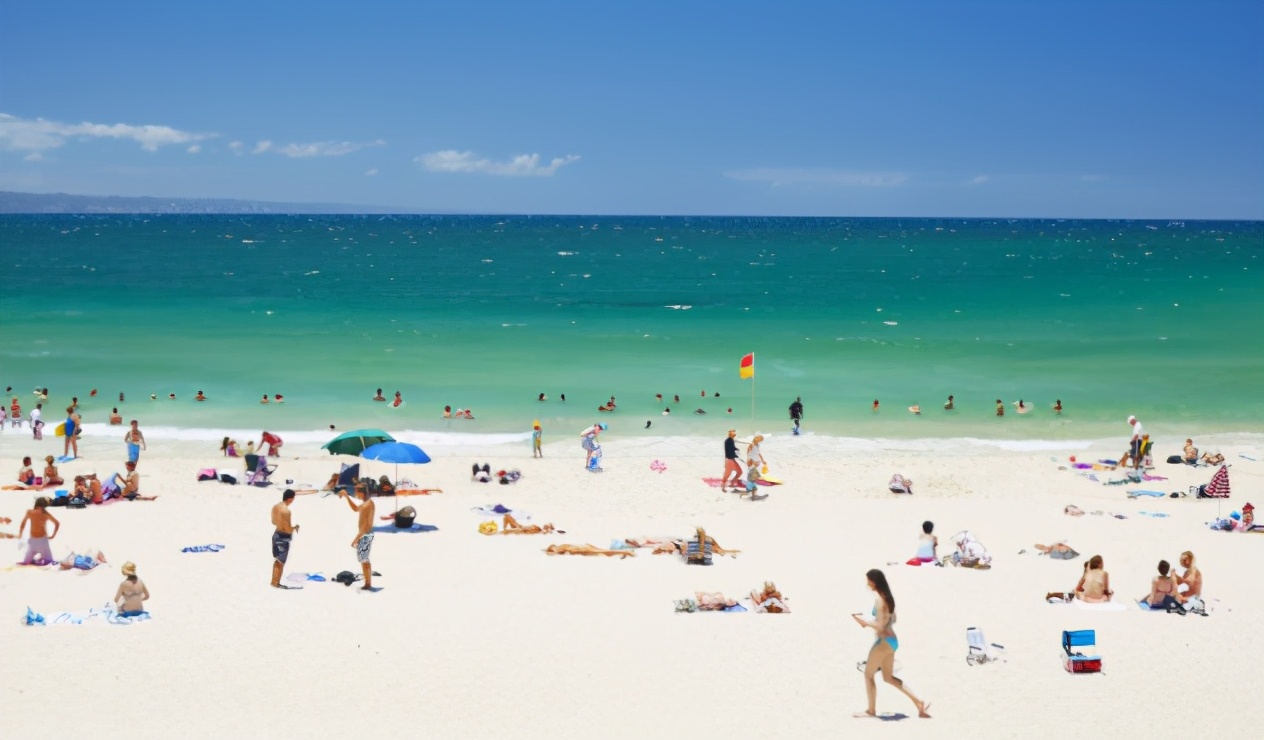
244;454;276;486
965;627;1005;666
1062;629;1102;674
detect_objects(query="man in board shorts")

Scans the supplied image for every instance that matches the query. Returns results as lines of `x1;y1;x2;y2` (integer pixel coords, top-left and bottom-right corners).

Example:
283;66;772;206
270;489;300;589
340;486;377;590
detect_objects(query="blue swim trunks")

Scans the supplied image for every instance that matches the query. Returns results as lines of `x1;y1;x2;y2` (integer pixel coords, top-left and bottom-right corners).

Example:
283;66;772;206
272;531;292;564
127;443;141;462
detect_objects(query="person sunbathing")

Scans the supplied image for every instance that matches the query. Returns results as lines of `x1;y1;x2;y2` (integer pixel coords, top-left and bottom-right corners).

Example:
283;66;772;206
694;592;737;611
1182;439;1200;464
1139;559;1185;613
59;549;107;571
1033;542;1079;559
751;581;790;613
42;456;64;488
1175;550;1202;604
1201;450;1224;466
545;543;634;558
1073;555;1113;602
111;462;158;501
492;514;557;535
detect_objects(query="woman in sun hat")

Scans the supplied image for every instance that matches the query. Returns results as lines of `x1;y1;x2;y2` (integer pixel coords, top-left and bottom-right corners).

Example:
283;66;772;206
114;561;150;617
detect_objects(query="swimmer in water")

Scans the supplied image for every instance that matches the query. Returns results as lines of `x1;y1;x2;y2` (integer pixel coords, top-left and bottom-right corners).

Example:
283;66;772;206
995;399;1004;416
655;394;663;403
373;388;386;402
1054;399;1063;414
873;399;880;412
195;391;206;402
694;408;707;415
538;393;547;402
908;405;921;415
662;407;672;416
274;394;284;403
1015;399;1030;414
944;395;954;410
261;394;270;404
645;420;652;429
559;393;566;402
392;391;402;408
442;405;452;418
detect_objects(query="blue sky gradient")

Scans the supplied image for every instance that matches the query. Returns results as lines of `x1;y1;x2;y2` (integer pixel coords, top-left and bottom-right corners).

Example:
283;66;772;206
1;0;1260;217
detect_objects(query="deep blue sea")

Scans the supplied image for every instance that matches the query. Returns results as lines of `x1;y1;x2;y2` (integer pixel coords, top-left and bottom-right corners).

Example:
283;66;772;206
1;215;1260;445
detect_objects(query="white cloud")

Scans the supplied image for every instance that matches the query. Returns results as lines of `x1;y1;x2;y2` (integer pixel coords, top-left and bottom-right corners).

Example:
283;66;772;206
724;167;907;188
417;150;581;177
252;140;273;155
964;174;989;185
23;152;44;162
228;141;244;155
0;112;210;153
365;168;379;176
269;139;385;158
187;144;201;154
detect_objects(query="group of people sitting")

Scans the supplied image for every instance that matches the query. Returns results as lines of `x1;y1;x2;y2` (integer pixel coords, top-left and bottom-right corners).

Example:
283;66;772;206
1045;551;1205;615
14;456;64;489
1177;438;1224;466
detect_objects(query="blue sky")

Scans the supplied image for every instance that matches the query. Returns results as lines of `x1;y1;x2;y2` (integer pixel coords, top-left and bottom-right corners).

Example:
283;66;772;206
1;0;1261;217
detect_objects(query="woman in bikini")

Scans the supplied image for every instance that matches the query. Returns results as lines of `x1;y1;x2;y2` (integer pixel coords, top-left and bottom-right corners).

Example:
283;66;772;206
1074;555;1113;602
1139;559;1185;613
42;456;64;488
851;569;930;719
1175;551;1202;603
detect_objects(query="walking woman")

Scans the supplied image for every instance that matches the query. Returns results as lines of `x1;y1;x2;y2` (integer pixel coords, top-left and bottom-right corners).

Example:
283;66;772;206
851;568;931;719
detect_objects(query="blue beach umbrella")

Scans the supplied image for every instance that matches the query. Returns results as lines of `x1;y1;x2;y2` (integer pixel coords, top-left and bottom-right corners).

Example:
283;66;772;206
359;441;432;508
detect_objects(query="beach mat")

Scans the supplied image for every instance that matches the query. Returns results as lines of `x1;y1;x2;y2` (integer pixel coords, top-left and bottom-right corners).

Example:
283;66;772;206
701;478;728;488
372;523;438;534
1126;490;1166;498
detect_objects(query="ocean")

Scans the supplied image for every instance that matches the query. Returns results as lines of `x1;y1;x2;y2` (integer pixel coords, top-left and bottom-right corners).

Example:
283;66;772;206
1;215;1261;447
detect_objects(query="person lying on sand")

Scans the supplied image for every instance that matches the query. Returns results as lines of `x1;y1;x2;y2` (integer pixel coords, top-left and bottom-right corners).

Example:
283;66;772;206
751;581;790;613
1031;542;1079;559
59;549;107;571
0;516;16;539
545;544;634;558
485;514;559;535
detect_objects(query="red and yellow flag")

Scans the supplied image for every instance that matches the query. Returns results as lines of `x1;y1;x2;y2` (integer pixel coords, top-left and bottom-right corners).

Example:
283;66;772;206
739;352;754;379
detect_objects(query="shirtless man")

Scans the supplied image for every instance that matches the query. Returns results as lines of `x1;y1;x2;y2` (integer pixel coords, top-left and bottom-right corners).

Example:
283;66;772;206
124;420;146;463
339;487;376;590
270;489;300;588
18;497;60;565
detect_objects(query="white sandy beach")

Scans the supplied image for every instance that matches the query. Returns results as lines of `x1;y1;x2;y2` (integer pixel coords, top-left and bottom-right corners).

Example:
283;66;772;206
2;428;1261;739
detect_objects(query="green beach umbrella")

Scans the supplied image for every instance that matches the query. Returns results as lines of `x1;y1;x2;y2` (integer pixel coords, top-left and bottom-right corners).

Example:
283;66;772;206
322;428;395;456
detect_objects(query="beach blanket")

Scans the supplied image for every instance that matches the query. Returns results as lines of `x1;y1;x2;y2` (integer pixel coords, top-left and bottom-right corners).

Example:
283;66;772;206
1137;511;1169;518
472;504;530;520
701;477;728;488
24;603;150;626
372;523;438;534
181;544;226;553
395;488;442;496
285;572;327;583
1127;490;1166;498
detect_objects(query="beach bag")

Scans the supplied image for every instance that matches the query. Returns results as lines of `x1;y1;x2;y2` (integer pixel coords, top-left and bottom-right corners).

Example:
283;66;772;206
67;496;87;509
394;506;417;529
197;468;217;482
1166;455;1183;465
333;570;358;586
219;473;237;485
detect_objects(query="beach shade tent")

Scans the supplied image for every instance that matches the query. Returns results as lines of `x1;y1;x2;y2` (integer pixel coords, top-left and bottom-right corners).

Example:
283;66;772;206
360;441;432;511
322;429;395;456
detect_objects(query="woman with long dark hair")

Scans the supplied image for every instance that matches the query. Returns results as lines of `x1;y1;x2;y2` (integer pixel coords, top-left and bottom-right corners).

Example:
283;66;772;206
851;568;930;719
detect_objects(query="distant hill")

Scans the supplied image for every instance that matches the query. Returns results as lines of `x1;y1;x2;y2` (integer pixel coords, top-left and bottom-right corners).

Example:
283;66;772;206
0;191;430;215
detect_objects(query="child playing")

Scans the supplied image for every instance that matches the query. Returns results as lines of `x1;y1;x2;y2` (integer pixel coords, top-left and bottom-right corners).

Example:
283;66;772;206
743;458;768;501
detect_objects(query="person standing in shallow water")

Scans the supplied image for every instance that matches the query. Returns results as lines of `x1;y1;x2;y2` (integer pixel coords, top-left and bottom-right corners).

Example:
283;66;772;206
789;397;804;435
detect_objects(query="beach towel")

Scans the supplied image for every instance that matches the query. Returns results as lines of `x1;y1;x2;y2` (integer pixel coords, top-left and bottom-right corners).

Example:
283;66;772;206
181;544;226;553
1127;490;1166;498
395;488;442;496
1137;511;1170;518
472;504;530;520
372;524;438;534
285;572;327;583
24;603;150;626
701;477;728;488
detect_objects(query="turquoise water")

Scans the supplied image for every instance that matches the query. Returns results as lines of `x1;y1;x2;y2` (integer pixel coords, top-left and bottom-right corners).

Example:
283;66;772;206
1;215;1260;442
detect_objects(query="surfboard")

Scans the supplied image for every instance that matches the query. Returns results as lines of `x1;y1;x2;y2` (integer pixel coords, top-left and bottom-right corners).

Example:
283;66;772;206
55;422;66;437
756;477;784;486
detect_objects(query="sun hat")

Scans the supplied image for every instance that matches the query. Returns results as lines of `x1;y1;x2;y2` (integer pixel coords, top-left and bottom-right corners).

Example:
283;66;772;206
598;423;607;430
121;562;137;576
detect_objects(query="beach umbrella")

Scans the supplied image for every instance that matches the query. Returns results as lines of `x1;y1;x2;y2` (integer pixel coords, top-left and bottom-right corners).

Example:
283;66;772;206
322;428;395;456
360;441;432;512
1204;466;1230;498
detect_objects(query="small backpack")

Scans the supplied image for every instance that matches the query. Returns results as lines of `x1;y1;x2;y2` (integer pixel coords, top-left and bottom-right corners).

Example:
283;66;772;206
333;570;358;586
